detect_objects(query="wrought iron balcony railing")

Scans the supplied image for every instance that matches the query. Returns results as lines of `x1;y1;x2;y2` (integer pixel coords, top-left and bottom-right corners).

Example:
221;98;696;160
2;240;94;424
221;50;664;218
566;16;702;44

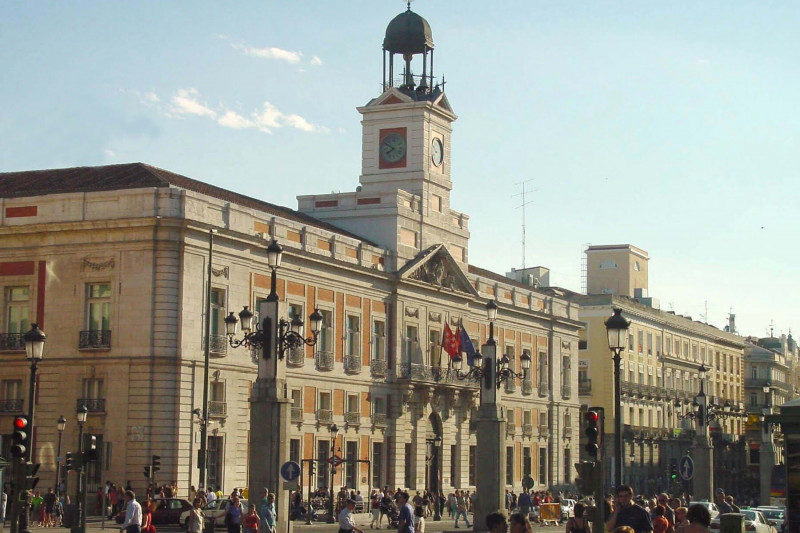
506;425;516;437
0;333;25;351
522;424;533;437
372;413;387;427
370;359;387;378
77;398;106;413
562;385;572;399
79;330;111;349
345;411;360;425
290;407;303;422
315;351;334;371
398;363;479;387
202;335;228;356
286;346;305;367
578;379;592;394
317;409;333;424
522;379;533;395
344;355;362;374
0;399;24;413
208;401;227;417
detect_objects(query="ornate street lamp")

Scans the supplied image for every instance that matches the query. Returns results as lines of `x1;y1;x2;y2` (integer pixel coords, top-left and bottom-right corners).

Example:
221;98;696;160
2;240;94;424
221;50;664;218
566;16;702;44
75;404;88;533
605;308;630;489
23;323;46;461
327;423;340;524
55;415;67;496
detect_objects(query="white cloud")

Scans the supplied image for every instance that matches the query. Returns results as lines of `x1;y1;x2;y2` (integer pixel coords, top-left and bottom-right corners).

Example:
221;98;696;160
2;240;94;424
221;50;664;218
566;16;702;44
144;92;160;103
283;113;329;133
171;88;217;118
252;102;284;132
231;43;302;64
105;149;116;157
310;56;323;66
218;110;254;130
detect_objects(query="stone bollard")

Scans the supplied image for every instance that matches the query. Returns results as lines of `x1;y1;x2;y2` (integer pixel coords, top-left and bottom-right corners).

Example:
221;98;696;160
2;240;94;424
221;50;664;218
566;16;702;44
720;513;746;533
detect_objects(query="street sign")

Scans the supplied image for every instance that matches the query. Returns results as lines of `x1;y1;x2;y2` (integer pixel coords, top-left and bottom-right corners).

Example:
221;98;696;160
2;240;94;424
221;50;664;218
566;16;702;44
327;455;343;467
679;455;694;481
522;475;534;490
280;461;301;482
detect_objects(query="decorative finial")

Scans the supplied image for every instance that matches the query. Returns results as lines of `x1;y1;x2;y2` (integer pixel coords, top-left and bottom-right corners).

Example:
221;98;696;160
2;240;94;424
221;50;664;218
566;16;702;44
407;0;413;11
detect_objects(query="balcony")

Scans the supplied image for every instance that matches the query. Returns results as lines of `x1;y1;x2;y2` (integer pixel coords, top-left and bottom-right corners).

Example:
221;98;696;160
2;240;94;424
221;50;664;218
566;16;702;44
370;359;387;378
345;411;360;426
290;407;303;422
208;401;227;418
315;351;334;371
344;355;362;374
538;382;549;397
79;330;111;349
372;413;387;427
0;333;25;351
505;379;516;394
506;425;516;437
0;399;24;413
578;379;592;395
522;379;533;395
286;346;305;367
562;384;572;399
522;424;533;437
398;363;477;386
76;398;105;413
202;335;228;357
317;409;333;424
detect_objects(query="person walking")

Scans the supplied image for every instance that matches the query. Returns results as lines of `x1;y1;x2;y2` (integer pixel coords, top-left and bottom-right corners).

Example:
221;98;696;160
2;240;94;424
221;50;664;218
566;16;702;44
187;499;205;533
453;490;471;529
396;492;415;533
369;490;381;529
243;504;260;533
120;491;143;533
605;485;653;533
259;494;275;533
339;499;364;533
224;495;244;533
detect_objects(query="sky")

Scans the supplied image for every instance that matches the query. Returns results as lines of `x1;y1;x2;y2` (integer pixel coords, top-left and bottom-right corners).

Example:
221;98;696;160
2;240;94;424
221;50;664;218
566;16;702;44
1;1;798;339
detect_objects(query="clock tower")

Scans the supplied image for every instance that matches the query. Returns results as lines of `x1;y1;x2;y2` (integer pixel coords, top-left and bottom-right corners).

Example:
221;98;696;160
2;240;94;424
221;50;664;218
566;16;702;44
298;7;469;271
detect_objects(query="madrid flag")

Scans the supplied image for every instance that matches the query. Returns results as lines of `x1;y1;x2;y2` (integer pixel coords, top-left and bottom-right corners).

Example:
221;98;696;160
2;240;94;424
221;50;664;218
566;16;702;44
442;323;460;358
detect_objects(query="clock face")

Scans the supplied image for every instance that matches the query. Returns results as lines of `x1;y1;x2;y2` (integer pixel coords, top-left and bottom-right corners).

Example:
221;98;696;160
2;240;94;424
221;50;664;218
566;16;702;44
431;137;443;166
379;132;407;163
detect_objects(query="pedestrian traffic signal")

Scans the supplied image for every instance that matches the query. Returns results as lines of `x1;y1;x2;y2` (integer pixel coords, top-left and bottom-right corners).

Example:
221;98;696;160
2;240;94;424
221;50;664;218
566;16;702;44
11;415;30;458
66;452;74;471
86;435;99;462
144;465;152;479
309;460;316;476
584;410;600;458
152;455;161;472
25;463;40;491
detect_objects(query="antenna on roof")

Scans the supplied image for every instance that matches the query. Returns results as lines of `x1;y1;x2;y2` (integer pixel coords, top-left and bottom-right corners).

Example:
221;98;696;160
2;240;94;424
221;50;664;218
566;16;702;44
512;179;536;270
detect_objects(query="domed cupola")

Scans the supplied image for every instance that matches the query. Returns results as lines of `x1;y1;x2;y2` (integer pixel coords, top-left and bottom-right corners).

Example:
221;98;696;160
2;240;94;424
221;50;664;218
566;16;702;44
381;4;439;98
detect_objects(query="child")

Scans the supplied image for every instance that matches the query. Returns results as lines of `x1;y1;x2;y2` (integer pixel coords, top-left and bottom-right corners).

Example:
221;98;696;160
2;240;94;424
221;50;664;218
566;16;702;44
414;506;426;533
243;503;260;533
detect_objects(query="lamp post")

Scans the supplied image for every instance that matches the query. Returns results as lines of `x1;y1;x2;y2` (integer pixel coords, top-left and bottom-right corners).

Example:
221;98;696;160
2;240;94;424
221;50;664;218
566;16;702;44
604;308;630;490
225;240;322;533
55;415;67;496
74;404;88;533
761;381;775;505
23;323;46;461
327;423;339;524
693;364;713;500
449;300;530;532
425;435;443;521
199;228;214;491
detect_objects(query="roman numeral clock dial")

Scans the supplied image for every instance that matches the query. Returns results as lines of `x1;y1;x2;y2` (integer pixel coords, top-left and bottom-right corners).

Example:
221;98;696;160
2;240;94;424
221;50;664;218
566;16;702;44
379;132;407;164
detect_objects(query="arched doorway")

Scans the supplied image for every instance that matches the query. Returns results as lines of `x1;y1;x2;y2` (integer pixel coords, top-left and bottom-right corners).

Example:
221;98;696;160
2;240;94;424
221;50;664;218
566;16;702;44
425;412;443;517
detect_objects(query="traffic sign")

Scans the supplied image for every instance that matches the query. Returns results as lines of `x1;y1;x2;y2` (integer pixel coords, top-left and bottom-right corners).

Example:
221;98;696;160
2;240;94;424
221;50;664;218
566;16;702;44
679;455;694;481
280;461;301;482
327;455;343;467
522;475;534;490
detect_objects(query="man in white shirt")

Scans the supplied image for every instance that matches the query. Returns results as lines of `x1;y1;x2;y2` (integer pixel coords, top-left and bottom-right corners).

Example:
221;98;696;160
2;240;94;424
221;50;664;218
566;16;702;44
120;490;142;533
338;499;363;533
207;490;217;504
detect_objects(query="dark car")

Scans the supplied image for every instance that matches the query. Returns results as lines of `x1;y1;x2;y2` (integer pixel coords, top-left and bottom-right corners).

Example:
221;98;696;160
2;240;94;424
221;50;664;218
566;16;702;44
116;498;193;525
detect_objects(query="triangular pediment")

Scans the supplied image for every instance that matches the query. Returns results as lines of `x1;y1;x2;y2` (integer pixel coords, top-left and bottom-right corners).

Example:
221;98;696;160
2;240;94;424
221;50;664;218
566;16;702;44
366;88;415;107
398;244;477;296
432;92;454;113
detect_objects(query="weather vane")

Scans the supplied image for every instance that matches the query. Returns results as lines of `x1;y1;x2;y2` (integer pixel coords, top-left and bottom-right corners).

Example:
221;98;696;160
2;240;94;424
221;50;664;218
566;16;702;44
407;0;414;10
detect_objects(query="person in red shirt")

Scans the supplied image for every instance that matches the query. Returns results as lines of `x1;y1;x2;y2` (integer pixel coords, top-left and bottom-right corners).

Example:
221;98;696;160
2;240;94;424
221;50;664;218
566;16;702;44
243;504;260;533
652;506;669;533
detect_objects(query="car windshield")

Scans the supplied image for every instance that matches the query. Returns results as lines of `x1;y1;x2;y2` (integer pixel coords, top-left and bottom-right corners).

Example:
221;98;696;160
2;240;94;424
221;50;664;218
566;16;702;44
761;510;784;520
742;511;757;521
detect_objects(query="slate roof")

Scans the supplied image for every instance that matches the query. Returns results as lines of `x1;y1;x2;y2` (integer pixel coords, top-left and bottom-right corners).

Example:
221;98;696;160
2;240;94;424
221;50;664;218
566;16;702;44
0;162;375;245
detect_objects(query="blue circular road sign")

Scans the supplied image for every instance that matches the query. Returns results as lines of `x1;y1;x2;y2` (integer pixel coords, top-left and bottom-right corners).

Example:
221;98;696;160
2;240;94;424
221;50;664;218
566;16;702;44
679;455;694;481
280;461;301;482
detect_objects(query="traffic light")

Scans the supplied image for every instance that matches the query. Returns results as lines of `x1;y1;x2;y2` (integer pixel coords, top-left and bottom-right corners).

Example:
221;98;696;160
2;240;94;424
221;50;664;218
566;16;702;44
66;452;74;471
144;465;152;479
309;460;316;476
574;462;595;495
584;410;600;459
25;462;40;491
670;460;678;480
152;455;161;473
11;415;30;458
86;435;99;462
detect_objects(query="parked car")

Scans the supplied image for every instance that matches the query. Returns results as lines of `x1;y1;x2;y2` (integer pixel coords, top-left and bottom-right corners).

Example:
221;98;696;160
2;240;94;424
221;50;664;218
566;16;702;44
116;498;193;526
560;499;576;520
710;509;777;533
691;501;720;520
179;498;249;529
755;508;785;533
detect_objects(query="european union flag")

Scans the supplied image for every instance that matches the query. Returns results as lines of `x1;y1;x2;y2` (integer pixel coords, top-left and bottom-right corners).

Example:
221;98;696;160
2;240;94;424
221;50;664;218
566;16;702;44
459;327;477;366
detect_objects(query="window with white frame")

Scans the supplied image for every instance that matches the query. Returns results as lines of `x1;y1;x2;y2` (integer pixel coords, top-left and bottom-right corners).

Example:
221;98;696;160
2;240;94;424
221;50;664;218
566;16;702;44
346;315;361;356
537;351;548;391
1;379;21;400
372;319;386;360
318;309;334;353
429;329;442;366
319;391;331;411
405;324;419;363
5;286;30;334
347;394;359;415
86;283;111;331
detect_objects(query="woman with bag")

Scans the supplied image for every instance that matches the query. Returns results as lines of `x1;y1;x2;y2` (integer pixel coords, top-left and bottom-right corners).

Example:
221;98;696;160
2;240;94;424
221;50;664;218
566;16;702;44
225;496;244;533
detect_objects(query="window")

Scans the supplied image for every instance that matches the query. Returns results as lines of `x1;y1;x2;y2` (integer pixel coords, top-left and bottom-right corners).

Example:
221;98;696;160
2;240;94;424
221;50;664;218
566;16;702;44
537;352;549;392
429;329;442;366
647;333;653;355
523;447;532;476
372;319;386;360
506;446;514;485
1;380;21;401
373;396;385;416
469;445;477;486
637;331;643;354
405;443;413;488
372;442;384;488
431;194;442;212
751;366;758;380
539;411;548;431
750;393;758;408
83;378;104;398
318;309;334;353
319;391;332;411
289;439;300;464
564;448;571;483
5;286;29;334
538;448;547;486
207;435;224;489
318;440;331;488
347;394;359;415
628;334;634;352
450;444;457;487
345;441;358;489
87;283;111;331
562;355;571;395
405;325;419;363
346;315;361;356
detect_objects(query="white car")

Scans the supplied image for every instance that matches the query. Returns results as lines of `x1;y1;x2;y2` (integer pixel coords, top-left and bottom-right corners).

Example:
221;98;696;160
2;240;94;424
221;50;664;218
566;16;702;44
560;499;576;520
710;509;776;533
754;508;785;533
691;501;720;520
179;498;249;529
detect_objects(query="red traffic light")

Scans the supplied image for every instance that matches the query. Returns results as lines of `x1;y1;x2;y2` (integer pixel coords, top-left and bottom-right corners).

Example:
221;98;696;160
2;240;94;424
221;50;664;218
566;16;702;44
585;411;599;423
14;416;28;429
